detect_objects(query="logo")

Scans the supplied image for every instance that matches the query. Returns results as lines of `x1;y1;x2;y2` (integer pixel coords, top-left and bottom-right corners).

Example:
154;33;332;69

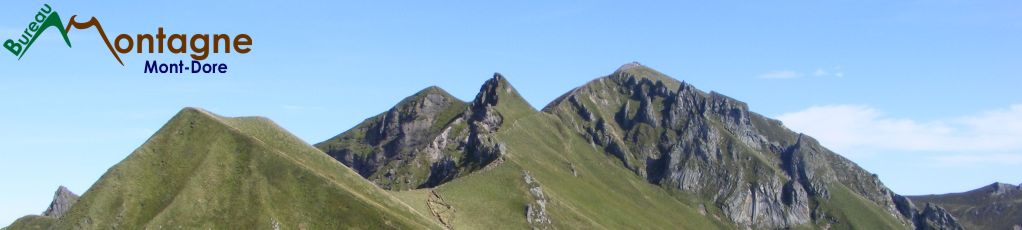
3;4;251;74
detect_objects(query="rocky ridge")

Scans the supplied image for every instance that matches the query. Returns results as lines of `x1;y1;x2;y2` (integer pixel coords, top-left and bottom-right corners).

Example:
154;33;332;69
316;73;531;190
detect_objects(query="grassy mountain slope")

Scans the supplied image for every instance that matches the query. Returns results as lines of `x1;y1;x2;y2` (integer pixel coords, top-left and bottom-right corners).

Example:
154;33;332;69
51;108;439;229
2;216;55;230
391;104;727;229
370;71;732;229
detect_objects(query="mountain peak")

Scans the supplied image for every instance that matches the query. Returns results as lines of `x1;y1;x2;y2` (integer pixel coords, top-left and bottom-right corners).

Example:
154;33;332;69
175;107;225;123
398;85;461;108
179;106;214;116
418;85;451;96
613;61;659;76
989;182;1021;195
473;72;519;106
55;185;73;195
470;72;534;117
611;62;681;91
542;63;683;112
42;185;79;218
616;61;644;72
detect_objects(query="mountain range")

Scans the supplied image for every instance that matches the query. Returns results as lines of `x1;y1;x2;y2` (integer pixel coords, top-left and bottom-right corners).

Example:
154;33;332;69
5;63;1016;229
909;183;1022;230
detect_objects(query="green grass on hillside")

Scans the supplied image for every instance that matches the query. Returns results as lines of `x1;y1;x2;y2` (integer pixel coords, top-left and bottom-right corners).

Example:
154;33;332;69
53;108;439;229
816;183;906;230
392;109;729;229
501;113;728;229
2;216;55;230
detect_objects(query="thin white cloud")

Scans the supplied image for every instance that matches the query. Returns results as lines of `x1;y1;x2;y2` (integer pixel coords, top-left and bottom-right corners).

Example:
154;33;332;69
776;104;1022;160
760;67;844;79
933;153;1022;167
281;105;324;111
813;69;828;76
758;70;802;79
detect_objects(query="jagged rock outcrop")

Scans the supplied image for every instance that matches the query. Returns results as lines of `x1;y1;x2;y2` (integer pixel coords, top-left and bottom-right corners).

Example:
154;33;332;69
316;73;531;190
543;62;915;228
42;186;79;218
916;203;965;230
523;171;552;229
991;182;1022;196
891;194;967;230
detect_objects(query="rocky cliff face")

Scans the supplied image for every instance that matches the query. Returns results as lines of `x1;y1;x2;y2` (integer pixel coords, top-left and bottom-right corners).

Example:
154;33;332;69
916;203;965;230
523;171;552;229
316;73;530;190
542;62;916;228
42;186;79;218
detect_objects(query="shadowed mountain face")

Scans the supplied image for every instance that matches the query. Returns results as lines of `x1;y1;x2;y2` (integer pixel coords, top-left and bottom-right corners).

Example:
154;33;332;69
909;182;1022;230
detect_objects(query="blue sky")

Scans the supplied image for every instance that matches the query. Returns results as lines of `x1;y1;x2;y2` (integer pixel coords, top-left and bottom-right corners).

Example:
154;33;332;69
1;0;1020;225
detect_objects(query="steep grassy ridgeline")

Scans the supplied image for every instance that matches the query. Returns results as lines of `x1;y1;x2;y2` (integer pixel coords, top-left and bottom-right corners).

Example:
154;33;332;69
37;108;439;229
909;182;1022;230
